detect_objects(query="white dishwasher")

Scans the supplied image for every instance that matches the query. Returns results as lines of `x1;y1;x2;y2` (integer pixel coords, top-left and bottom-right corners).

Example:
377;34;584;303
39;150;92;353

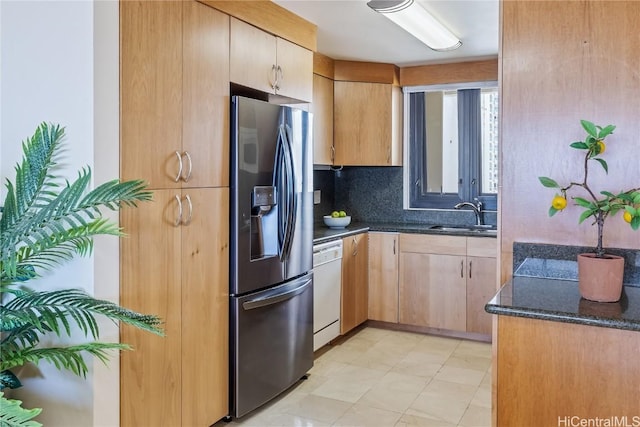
312;240;343;351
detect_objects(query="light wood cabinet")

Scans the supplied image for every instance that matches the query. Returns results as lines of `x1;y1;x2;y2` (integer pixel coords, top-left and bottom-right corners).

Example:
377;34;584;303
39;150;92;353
398;234;496;335
311;73;334;165
466;237;497;335
120;2;229;426
120;189;229;427
120;190;182;427
230;17;312;102
399;252;467;330
368;232;399;323
341;233;369;334
121;1;229;190
333;81;402;166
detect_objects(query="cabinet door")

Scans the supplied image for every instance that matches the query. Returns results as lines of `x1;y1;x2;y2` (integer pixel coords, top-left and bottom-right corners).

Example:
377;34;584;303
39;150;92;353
276;37;313;102
466;256;497;335
354;234;369;326
368;232;398;322
182;2;229;189
341;233;369;334
230;18;276;94
181;188;229;426
120;190;183;427
334;81;401;166
311;74;334;165
399;253;466;330
121;1;182;189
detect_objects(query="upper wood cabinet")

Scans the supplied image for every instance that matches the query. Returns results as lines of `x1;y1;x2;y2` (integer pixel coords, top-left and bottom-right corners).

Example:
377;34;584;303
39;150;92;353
368;232;399;323
341;233;369;335
311;73;334;165
230;18;313;102
334;81;402;166
121;1;229;190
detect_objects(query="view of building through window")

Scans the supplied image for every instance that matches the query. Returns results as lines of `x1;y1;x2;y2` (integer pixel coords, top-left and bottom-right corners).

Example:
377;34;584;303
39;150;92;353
481;89;499;194
405;81;499;210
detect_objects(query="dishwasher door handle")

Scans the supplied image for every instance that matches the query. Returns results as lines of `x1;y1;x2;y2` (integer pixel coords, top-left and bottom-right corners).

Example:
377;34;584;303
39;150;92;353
242;278;312;310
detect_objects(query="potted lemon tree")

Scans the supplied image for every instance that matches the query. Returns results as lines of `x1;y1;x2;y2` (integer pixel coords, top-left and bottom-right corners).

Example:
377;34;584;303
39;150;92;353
539;120;640;302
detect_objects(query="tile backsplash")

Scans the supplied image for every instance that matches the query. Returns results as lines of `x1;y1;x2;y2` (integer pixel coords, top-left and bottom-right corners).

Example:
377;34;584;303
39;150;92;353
313;166;497;226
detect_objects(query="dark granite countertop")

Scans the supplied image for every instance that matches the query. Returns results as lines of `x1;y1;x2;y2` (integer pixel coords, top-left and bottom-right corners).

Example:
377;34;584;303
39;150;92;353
313;223;370;244
313;221;497;244
486;276;640;332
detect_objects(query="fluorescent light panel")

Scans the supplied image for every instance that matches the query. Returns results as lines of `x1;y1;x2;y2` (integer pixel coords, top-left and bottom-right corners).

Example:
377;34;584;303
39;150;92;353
367;0;462;52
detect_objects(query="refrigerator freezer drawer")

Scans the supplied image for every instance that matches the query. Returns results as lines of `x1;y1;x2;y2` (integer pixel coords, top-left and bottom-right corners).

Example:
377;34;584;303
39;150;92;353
231;273;314;418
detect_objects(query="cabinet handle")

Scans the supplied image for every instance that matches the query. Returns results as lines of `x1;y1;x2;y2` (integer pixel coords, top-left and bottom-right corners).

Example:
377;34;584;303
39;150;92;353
352;236;358;257
182;151;192;182
174;194;183;227
469;260;473;279
330;145;335;162
183;194;193;225
460;260;464;278
270;64;278;90
174;151;183;183
393;238;396;255
276;65;283;91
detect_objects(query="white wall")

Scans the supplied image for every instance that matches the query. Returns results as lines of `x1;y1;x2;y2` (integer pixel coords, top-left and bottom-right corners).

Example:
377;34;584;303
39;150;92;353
0;1;119;425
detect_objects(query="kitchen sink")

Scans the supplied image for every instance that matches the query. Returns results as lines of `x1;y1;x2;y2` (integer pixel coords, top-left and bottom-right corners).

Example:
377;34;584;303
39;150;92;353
429;225;497;234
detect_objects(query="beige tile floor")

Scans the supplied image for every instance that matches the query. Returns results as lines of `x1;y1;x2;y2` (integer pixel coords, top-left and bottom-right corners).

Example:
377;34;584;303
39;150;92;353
219;326;491;427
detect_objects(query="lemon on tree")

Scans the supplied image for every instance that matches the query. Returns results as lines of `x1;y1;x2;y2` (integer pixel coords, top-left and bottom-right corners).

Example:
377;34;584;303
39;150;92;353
623;211;633;224
551;195;567;211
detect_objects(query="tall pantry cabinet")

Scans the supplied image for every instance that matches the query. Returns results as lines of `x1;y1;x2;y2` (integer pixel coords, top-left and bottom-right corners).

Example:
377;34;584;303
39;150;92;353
120;1;229;426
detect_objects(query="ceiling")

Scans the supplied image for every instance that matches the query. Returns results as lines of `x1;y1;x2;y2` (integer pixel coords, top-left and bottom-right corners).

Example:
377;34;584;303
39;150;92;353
273;0;499;67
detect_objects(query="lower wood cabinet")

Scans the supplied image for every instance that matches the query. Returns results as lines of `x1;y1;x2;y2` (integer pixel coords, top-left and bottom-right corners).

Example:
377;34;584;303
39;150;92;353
399;252;467;330
466;253;498;334
397;233;496;336
368;232;399;323
120;188;229;427
341;233;369;334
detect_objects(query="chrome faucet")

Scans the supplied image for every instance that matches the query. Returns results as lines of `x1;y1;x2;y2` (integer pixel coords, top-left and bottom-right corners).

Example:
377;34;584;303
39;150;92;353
454;199;484;226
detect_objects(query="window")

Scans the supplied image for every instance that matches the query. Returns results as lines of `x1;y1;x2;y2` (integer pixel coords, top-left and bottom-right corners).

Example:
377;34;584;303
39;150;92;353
404;82;498;210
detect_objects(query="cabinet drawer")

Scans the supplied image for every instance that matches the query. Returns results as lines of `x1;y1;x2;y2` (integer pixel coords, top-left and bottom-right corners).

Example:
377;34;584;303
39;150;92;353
399;233;466;256
467;237;497;258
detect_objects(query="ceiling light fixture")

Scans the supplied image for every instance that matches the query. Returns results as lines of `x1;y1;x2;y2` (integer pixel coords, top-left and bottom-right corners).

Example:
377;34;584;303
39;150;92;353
367;0;462;52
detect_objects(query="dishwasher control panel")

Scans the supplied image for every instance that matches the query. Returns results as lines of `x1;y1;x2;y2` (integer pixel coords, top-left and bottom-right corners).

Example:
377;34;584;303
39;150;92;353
313;240;343;267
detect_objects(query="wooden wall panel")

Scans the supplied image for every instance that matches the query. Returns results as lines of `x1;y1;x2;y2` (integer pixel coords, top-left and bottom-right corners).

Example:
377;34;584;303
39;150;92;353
500;1;640;283
199;0;316;51
313;52;334;79
334;60;400;84
400;59;498;86
497;316;640;424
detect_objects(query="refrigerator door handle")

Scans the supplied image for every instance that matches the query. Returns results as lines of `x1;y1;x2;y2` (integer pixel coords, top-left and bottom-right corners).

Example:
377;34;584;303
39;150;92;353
274;126;287;260
242;277;312;310
281;124;297;261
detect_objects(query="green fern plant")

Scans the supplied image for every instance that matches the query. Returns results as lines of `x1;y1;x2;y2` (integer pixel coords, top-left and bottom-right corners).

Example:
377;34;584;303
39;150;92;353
0;123;163;424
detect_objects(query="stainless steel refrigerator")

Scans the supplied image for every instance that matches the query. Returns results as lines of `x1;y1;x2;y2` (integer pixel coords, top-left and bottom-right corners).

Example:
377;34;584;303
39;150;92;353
230;96;314;418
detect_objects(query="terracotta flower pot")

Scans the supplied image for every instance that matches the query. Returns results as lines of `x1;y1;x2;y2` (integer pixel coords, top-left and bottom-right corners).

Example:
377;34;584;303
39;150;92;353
577;253;624;302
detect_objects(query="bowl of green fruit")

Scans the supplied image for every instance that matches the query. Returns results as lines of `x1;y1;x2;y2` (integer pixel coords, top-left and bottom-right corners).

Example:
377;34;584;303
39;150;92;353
323;211;351;229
